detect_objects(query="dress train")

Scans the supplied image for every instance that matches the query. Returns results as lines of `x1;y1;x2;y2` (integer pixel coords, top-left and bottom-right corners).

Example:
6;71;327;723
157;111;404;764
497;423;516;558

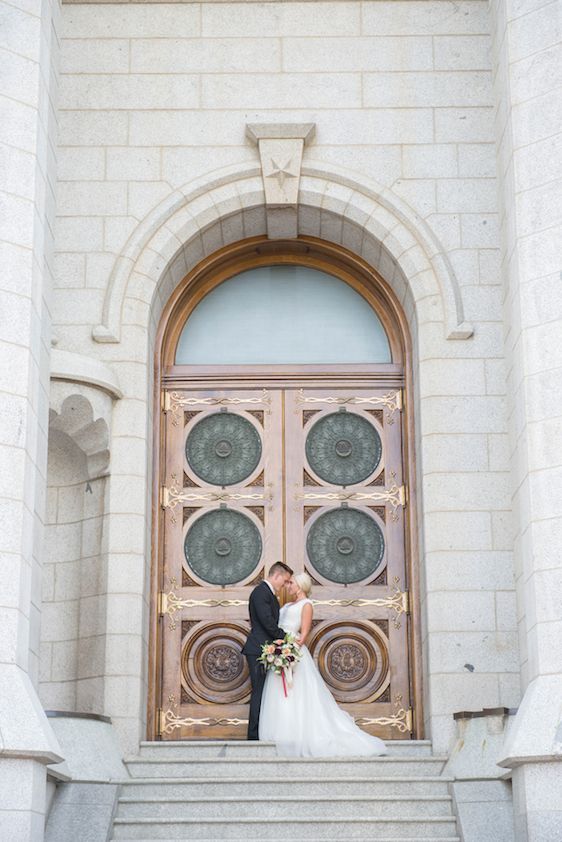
258;598;387;757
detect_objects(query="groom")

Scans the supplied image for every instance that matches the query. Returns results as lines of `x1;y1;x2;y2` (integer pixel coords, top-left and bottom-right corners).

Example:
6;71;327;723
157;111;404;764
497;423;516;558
242;561;293;740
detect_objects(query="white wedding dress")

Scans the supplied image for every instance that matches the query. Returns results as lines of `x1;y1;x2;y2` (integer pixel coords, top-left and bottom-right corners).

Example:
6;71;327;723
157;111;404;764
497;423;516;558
258;598;387;757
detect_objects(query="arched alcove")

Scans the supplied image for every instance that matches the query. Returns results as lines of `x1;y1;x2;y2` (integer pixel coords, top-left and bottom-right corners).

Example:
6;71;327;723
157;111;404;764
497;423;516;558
40;393;110;714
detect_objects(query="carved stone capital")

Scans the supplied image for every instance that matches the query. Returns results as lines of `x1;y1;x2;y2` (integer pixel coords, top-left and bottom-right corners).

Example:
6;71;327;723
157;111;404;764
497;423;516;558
246;122;315;239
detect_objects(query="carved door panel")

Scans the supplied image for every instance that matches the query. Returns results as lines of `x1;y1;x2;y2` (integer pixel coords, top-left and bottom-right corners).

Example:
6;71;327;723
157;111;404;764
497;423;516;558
158;384;412;740
285;388;412;739
159;388;282;739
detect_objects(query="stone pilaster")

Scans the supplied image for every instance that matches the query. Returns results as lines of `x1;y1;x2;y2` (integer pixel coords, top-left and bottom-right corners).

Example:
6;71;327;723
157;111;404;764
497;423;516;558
0;0;63;835
490;0;562;838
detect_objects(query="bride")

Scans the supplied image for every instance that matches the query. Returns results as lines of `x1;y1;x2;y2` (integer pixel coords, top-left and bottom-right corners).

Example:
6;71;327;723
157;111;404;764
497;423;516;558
259;572;387;757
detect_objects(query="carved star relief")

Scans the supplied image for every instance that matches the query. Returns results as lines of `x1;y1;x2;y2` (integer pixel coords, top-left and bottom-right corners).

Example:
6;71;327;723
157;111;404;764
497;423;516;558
265;156;298;188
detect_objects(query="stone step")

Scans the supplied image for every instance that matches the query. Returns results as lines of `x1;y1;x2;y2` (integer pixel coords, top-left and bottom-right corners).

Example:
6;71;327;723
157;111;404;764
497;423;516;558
117;794;454;820
111;839;461;842
136;740;433;759
126;756;448;779
111;816;459;839
119;775;453;798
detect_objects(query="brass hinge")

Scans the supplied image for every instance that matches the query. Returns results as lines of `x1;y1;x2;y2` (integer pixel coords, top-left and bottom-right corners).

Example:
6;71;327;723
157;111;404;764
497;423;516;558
401;590;410;616
157;591;169;616
156;708;165;736
397;388;404;412
162;390;171;412
399;484;407;507
160;486;170;508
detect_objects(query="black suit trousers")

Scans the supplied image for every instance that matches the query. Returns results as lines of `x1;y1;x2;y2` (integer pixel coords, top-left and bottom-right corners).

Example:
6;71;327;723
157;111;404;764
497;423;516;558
246;654;266;740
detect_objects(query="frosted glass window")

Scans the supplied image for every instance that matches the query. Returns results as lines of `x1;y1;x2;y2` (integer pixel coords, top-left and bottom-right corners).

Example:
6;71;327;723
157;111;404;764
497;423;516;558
175;265;391;365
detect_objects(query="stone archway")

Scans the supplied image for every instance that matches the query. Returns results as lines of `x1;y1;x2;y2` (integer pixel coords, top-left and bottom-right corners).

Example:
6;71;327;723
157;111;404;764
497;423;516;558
92;160;472;346
83;160;494;756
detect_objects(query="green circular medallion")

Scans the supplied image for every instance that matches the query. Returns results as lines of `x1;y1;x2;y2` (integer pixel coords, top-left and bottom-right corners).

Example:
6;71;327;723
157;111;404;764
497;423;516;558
305;412;382;486
306;508;385;584
185;509;262;585
186;413;262;486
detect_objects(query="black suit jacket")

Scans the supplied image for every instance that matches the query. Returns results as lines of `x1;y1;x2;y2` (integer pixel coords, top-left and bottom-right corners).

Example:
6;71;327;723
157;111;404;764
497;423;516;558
241;581;285;655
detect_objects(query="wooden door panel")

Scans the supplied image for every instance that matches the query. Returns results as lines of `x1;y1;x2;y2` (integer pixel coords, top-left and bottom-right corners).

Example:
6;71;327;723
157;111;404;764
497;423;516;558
285;387;412;739
159;388;281;739
158;383;412;740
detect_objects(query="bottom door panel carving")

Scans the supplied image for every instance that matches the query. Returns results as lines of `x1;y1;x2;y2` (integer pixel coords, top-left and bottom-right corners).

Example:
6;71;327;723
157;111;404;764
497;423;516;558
181;621;251;705
308;620;390;704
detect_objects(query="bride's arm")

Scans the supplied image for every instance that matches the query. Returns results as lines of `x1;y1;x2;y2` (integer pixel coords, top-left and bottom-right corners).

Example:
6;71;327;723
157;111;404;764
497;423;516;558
297;603;313;646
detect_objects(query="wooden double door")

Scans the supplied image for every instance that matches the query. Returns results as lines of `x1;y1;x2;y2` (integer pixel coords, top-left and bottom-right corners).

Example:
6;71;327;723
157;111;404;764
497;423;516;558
156;379;413;740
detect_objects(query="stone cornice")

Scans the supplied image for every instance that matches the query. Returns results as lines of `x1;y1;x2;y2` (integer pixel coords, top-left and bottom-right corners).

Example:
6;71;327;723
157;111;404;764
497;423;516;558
50;348;123;400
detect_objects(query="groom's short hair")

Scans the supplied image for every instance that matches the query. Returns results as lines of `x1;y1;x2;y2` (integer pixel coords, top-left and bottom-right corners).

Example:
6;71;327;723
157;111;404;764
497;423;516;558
268;561;293;577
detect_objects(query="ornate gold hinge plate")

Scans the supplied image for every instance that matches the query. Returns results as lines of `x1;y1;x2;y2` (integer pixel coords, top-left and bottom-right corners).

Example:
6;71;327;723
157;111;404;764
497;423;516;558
312;578;409;630
159;579;408;631
299;483;406;518
355;707;413;734
161;481;271;523
162;389;270;424
158;587;249;630
158;708;248;735
296;389;402;415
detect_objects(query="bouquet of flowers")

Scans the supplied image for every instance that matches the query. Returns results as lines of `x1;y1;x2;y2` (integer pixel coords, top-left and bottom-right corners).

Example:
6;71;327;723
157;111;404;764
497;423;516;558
258;633;303;697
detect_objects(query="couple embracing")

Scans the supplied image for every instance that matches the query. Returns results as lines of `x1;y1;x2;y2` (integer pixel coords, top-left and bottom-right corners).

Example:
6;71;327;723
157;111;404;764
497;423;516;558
242;561;386;757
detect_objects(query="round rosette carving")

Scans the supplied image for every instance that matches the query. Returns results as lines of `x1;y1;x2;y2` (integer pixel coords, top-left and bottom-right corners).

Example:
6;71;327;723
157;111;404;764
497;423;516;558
181;622;250;704
305;411;382;486
186;412;262;486
184;509;262;585
306;507;385;584
308;620;390;703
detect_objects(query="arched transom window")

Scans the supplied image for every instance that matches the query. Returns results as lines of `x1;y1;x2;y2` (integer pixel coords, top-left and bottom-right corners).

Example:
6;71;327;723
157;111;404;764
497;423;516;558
175;265;392;365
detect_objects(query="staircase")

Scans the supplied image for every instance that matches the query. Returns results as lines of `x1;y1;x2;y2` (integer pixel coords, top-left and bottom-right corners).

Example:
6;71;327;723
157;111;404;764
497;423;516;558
110;740;460;841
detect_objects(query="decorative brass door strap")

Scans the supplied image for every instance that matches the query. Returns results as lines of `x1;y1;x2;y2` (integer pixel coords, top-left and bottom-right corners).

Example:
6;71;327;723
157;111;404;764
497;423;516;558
157;704;412;736
163;389;271;425
298;483;406;513
295;389;402;414
158;581;409;631
161;483;272;523
355;706;413;734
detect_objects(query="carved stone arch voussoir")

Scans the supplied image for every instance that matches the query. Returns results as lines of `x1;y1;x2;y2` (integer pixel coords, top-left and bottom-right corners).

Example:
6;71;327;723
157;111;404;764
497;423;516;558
92;161;473;345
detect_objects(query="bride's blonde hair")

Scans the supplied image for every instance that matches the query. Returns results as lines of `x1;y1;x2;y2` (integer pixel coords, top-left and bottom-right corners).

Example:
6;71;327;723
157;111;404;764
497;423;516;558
293;571;312;597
